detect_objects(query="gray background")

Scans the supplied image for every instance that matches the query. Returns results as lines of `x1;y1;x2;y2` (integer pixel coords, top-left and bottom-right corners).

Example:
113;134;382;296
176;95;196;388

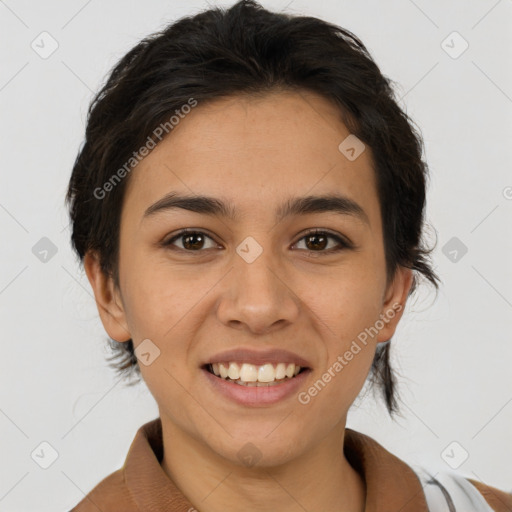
1;0;511;510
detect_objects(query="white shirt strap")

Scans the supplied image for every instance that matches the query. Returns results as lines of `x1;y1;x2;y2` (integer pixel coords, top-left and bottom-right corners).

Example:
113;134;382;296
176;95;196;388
412;466;494;512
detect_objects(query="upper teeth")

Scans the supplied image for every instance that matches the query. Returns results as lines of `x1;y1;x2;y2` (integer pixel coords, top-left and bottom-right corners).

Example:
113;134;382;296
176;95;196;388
211;362;301;383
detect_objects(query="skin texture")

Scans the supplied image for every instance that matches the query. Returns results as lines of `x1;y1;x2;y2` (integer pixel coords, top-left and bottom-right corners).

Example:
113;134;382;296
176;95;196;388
85;90;413;512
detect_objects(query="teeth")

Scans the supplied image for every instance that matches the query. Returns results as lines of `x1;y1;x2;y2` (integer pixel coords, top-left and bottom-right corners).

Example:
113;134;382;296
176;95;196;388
240;363;258;382
209;362;303;383
219;363;229;379
275;363;286;379
227;362;239;380
258;363;275;382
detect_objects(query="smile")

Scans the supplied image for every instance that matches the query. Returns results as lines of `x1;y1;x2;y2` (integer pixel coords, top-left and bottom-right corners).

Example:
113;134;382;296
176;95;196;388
202;362;311;406
206;362;306;386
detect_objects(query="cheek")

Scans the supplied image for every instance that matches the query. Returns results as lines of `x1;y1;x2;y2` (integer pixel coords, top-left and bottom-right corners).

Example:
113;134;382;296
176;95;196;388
306;266;383;398
119;261;206;384
306;261;385;340
122;267;199;417
297;339;375;427
119;253;192;338
302;304;379;419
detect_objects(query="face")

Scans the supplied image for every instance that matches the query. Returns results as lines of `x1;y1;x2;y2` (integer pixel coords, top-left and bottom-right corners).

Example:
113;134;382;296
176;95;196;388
86;90;412;467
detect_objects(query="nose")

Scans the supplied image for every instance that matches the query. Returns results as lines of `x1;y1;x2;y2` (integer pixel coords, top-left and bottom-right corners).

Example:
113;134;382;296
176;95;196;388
215;244;301;335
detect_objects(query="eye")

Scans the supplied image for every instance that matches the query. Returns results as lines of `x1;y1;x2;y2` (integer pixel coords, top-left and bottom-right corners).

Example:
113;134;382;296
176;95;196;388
293;229;352;254
163;229;219;252
162;228;353;254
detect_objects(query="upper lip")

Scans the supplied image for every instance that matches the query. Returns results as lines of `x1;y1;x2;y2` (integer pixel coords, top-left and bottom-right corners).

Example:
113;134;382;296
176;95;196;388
202;348;312;368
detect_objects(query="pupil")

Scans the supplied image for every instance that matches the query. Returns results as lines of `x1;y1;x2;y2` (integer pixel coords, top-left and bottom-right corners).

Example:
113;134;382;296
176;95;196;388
306;234;327;250
184;233;203;250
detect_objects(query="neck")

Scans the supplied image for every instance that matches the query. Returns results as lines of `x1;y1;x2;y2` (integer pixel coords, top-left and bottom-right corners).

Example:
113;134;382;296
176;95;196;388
160;416;366;512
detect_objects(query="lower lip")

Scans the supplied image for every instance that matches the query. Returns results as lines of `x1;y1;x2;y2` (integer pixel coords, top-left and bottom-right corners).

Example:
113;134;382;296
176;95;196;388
201;368;311;406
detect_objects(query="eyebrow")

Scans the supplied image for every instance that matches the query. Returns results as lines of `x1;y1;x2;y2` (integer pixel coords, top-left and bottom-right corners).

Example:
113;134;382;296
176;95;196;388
143;192;370;226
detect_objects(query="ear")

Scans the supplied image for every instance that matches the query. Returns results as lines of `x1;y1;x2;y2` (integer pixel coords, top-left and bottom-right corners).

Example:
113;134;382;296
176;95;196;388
376;266;414;343
83;251;131;342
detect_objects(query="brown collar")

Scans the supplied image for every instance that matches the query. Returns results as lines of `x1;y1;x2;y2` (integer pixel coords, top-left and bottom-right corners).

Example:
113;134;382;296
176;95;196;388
121;418;429;511
344;428;429;512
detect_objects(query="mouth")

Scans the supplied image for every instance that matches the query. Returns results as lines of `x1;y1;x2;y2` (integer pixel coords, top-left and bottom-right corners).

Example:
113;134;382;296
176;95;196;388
200;355;312;406
203;362;309;387
200;348;313;406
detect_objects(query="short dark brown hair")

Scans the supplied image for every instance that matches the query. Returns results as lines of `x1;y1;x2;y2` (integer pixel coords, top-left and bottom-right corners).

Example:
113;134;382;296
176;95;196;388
66;0;440;416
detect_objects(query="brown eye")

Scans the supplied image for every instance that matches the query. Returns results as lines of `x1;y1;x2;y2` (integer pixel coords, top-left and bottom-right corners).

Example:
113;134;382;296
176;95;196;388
182;232;205;250
294;230;351;253
305;232;328;251
164;230;217;251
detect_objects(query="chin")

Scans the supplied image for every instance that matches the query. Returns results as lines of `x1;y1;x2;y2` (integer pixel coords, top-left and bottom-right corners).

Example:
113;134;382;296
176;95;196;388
205;425;311;469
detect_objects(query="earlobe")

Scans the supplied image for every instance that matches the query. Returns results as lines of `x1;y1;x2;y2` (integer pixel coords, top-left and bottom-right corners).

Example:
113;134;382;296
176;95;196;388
376;266;414;343
83;251;131;342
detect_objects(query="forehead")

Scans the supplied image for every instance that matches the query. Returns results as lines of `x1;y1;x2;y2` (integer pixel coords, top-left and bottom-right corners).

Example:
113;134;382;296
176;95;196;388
123;90;380;228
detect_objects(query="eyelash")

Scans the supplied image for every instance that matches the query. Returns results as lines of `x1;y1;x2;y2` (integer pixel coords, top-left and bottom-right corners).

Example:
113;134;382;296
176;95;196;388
162;228;353;255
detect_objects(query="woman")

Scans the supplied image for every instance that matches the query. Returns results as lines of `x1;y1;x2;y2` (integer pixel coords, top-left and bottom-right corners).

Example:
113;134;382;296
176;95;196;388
66;1;512;510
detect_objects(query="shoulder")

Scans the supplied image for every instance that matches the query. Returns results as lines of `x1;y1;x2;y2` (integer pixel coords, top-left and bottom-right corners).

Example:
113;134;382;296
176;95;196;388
413;466;512;512
466;477;512;512
70;468;138;512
